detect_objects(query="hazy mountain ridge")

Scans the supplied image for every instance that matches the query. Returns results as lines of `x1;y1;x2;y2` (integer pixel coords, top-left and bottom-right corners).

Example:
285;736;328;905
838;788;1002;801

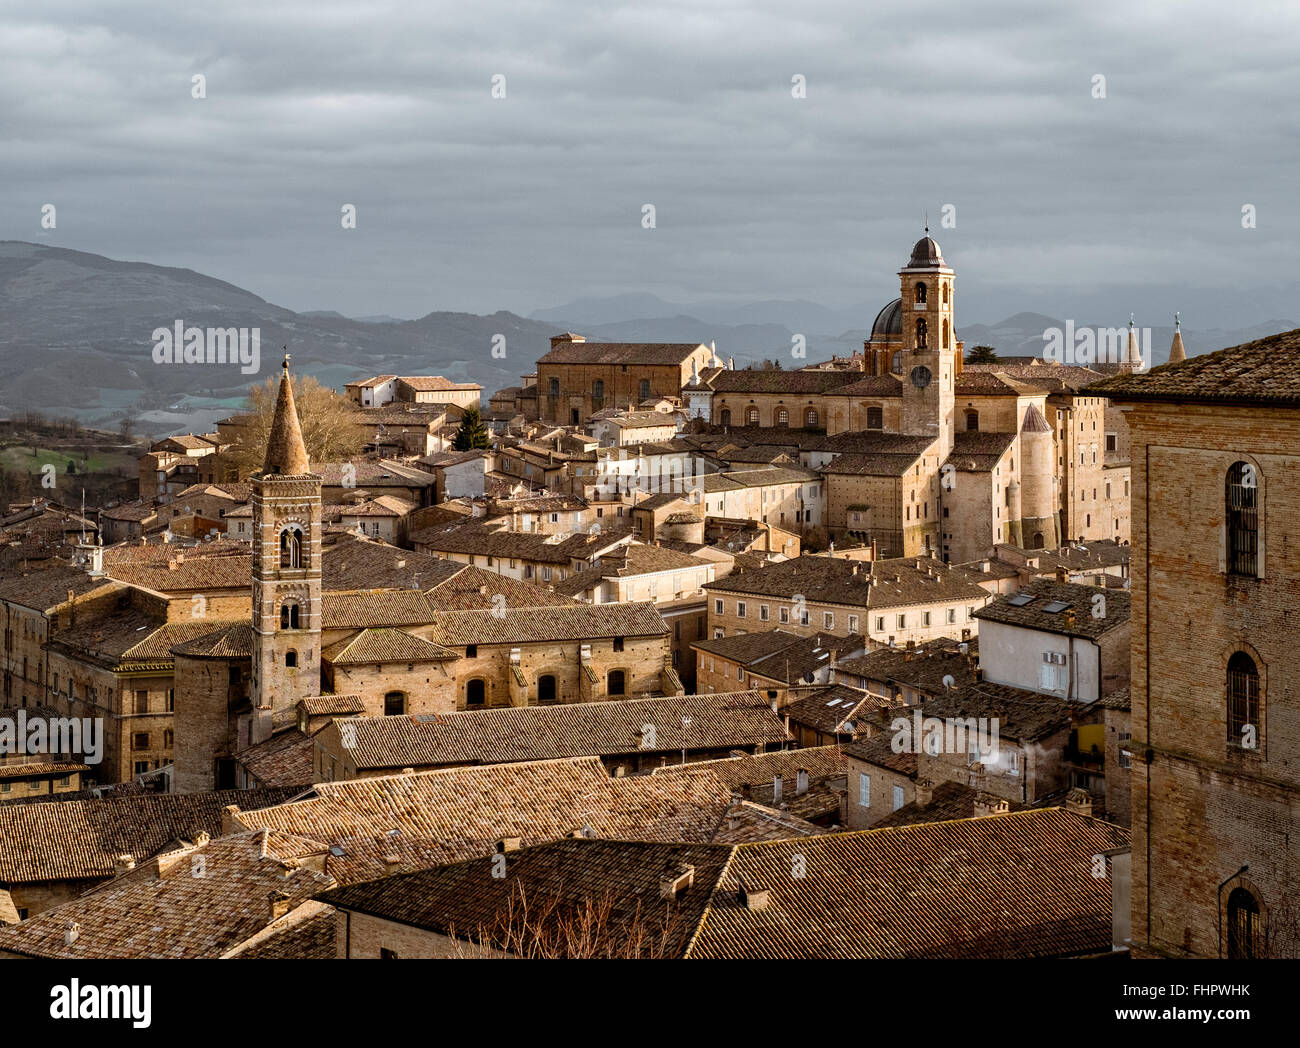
0;241;1291;434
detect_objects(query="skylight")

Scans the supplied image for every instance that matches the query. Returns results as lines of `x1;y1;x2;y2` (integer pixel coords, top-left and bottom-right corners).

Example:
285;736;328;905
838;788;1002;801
1042;600;1070;613
1007;593;1035;606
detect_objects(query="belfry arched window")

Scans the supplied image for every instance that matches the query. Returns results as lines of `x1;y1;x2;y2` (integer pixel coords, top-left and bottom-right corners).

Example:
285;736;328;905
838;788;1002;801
916;319;928;349
914;281;927;305
280;603;300;629
1226;462;1258;576
1226;651;1261;751
943;320;950;349
280;526;304;569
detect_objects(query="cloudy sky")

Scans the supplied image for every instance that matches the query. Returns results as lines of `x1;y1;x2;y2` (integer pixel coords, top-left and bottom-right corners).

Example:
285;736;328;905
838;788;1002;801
2;0;1298;326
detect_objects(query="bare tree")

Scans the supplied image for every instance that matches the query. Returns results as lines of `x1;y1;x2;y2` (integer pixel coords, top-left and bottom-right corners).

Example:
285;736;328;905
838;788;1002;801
224;373;365;478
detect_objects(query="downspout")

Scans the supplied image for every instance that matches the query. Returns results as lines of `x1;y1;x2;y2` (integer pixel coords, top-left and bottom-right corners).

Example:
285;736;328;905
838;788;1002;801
1144;438;1152;949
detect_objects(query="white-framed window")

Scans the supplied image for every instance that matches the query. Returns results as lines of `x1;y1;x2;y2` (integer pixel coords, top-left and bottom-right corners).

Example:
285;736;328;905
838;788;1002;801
715;599;723;614
922;611;931;627
848;615;858;633
875;616;885;632
892;785;904;811
946;607;956;624
897;614;906;629
858;773;871;807
737;602;746;618
759;605;769;621
779;607;790;624
823;612;834;629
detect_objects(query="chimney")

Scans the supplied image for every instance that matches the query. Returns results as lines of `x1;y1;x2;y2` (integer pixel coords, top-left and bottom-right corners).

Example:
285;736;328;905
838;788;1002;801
914;779;934;809
497;837;523;853
972;791;1008;818
113;853;136;876
1063;609;1077;629
738;883;771;911
796;768;809;795
268;889;292;922
1064;787;1093;817
659;864;695;900
1055;565;1069;584
772;774;783;804
64;921;80;946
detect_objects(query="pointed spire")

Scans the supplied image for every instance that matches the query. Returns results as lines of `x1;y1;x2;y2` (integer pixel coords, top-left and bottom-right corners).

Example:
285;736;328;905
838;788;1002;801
1169;311;1186;363
1124;315;1143;371
262;350;310;476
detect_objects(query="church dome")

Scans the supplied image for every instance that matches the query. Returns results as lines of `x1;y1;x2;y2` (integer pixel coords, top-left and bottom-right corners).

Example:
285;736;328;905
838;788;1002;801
906;235;945;268
871;297;903;337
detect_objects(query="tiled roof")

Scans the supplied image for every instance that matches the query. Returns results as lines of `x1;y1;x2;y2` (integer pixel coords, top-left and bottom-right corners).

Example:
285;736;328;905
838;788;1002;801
538;342;705;366
321;628;459;665
964;362;1106;394
428;564;580;610
0;830;336;959
410;518;634;564
782;684;878;734
0;568;120;613
842;731;920;776
48;614;246;668
685;809;1128;958
171;623;254;658
0;761;90;781
974;579;1130;638
314;459;436;488
828;374;904;398
235;729;316;787
426;601;666;646
692;630;866;685
330;691;790;771
835;636;978;693
705;555;989;611
298;695;366;716
0;787;305;884
320;590;436;629
395;376;481;391
322;533;461;592
870;779;1021;827
106;551;251;592
710;802;829;843
316;809;1128;959
231;757;737;884
946;430;1017;472
705;370;863;395
1090;327;1300;404
651;746;846;791
819;449;930;477
226;900;338;959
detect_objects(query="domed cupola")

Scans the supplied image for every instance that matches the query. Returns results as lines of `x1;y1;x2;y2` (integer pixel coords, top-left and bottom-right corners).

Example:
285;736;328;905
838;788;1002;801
871;297;903;338
906;234;945;269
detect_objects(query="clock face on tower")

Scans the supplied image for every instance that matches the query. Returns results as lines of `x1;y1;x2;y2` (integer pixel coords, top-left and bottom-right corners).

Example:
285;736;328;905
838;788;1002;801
910;365;932;390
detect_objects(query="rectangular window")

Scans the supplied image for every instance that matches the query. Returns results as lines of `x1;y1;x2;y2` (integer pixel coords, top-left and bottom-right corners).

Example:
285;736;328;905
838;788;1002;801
848;615;858;633
779;607;790;624
736;602;746;618
134;690;149;714
759;605;769;621
132;732;149;750
858;773;871;807
922;611;931;627
715;599;724;614
897;614;906;629
946;608;956;624
823;612;834;629
892;785;905;811
875;616;884;632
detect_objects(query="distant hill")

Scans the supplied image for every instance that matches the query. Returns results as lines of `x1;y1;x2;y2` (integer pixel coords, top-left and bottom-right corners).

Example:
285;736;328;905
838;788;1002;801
0;241;1289;435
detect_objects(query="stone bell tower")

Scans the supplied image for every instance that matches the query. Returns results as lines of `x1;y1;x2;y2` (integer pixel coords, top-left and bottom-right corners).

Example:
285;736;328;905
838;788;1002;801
250;354;322;735
899;230;957;457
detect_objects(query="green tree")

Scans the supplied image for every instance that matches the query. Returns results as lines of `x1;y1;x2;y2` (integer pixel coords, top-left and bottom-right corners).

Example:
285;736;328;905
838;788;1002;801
453;406;491;451
966;344;999;364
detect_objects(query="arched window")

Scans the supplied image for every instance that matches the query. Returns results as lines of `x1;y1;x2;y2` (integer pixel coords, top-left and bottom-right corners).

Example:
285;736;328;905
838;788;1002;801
745;407;760;425
966;410;979;431
1227;887;1264;958
1226;462;1258;576
1226;651;1261;750
466;679;486;706
916;319;928;349
280;603;300;629
548;377;559;397
942;284;949;305
608;670;626;696
804;407;818;427
890;351;903;373
285;650;297;668
866;406;883;430
719;408;732;426
592;379;604;401
775;407;789;427
914;281;927;304
384;691;406;716
1032;531;1044;549
943;320;950;349
280;526;303;569
538;674;557;704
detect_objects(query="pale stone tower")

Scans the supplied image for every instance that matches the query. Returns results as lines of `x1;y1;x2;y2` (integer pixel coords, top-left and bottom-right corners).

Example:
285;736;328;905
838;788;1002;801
250;354;322;736
1120;314;1144;373
1168;312;1186;363
899;230;957;457
1018;403;1060;550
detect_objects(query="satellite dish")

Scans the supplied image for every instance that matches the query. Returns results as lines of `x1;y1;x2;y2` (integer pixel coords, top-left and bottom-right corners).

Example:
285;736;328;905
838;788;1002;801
942;674;955;690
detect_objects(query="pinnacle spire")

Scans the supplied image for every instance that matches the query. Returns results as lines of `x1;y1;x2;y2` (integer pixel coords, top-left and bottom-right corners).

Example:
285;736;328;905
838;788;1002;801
262;349;310;475
1169;312;1186;363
